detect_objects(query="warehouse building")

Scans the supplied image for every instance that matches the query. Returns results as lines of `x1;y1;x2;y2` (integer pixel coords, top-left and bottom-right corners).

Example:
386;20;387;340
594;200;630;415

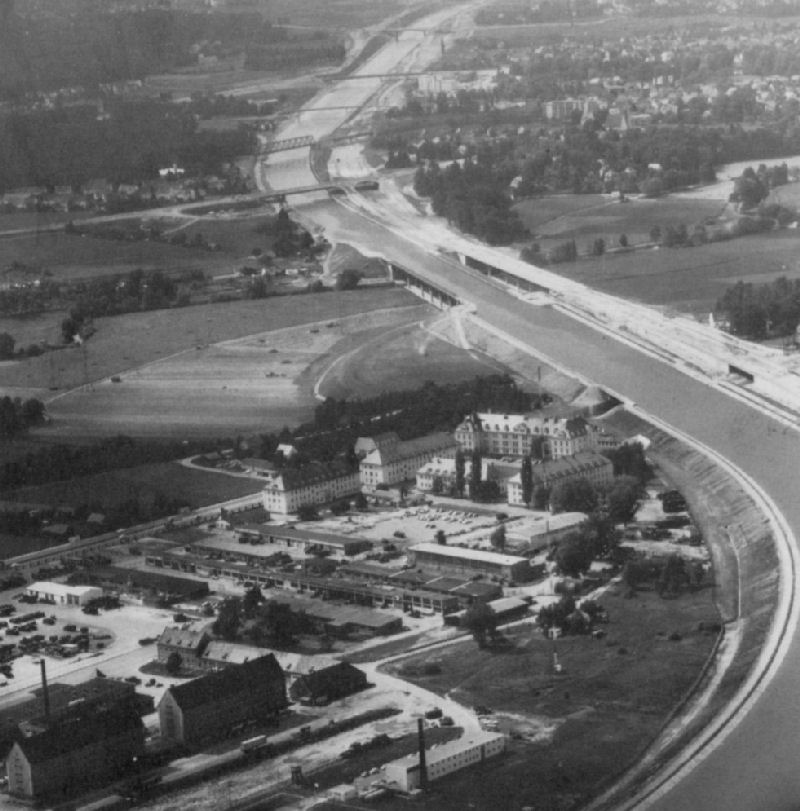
289;662;368;705
24;582;102;606
444;596;531;627
408;543;532;583
384;731;505;792
158;654;287;746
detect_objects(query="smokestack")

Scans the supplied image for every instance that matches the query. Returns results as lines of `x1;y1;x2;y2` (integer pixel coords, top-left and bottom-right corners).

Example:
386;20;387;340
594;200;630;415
40;659;50;722
417;718;428;791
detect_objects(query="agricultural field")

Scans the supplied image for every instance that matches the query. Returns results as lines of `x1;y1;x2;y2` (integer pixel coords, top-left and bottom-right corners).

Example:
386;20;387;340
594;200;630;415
0;229;231;284
2;288;417;394
41;306;504;438
543;230;800;316
515;194;727;249
269;0;416;29
381;587;720;810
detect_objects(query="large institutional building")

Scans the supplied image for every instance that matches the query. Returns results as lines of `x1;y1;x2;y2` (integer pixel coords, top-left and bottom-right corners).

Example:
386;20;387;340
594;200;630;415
262;461;361;515
506;451;614;506
454;411;616;460
358;432;457;491
408;543;532;583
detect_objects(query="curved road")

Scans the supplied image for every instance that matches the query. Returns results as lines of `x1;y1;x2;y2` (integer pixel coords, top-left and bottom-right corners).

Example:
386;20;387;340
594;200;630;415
296;198;800;811
259;4;800;807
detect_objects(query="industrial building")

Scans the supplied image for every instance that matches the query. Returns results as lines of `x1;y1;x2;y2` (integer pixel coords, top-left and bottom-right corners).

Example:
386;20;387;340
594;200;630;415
505;512;588;554
408;543;533;583
444;596;531;627
24;582;102;606
384;731;506;792
289;662;368;705
6;694;145;800
158;654;287;746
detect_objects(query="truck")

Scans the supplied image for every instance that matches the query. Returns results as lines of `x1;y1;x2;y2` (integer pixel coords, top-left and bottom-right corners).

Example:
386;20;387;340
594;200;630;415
240;734;269;753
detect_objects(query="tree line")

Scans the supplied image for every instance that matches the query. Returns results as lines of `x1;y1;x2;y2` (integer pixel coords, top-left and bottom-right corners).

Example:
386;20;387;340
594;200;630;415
0;435;211;492
0;396;45;439
0;101;253;192
715;276;800;339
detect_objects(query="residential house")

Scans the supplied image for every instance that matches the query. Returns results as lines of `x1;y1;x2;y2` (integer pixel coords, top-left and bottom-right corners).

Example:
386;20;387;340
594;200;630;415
156;627;210;669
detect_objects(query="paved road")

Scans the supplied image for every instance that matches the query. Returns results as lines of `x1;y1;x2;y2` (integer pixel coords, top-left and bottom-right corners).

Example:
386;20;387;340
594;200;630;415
295;197;800;811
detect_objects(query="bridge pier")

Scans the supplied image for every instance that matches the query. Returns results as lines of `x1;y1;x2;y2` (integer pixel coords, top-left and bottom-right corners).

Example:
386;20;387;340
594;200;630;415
389;263;460;310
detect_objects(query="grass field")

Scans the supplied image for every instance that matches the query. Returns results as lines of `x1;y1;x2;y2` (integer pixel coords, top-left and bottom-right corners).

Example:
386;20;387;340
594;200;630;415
382;587;719;810
2;287;420;395
515;195;727;247
544;230;800;315
0;229;228;284
4;461;265;515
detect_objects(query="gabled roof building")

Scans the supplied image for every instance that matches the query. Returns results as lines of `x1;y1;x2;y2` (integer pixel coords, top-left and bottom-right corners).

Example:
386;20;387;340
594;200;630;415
6;694;144;800
359;432;457;491
262;461;361;515
288;661;368;705
158;653;287;745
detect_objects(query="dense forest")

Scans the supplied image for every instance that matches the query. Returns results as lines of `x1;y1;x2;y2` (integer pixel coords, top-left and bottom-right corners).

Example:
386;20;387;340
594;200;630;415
413;159;528;245
0;101;253;191
0;6;342;99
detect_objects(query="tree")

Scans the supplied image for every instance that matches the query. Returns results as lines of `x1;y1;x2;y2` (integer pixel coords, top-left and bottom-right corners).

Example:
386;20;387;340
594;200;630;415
166;651;182;675
550;478;598;514
213;596;242;640
532;484;550;510
657;554;688;597
618;233;629;248
554;533;593;578
0;332;14;359
243;585;263;618
490;524;506;550
454;448;466;497
335;268;362;290
590;237;606;256
462;602;498;648
469;450;482;496
605;476;642;523
296;504;320;521
435;529;447;545
520;456;533;505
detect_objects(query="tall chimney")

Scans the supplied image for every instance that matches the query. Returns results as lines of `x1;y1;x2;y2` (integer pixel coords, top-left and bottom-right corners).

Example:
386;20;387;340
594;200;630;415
417;718;428;791
40;659;50;722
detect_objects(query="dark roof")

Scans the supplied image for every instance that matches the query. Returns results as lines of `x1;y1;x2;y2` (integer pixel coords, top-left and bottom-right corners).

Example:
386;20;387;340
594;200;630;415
14;694;143;764
1;678;136;752
167;653;285;712
274;460;358;491
295;662;366;696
